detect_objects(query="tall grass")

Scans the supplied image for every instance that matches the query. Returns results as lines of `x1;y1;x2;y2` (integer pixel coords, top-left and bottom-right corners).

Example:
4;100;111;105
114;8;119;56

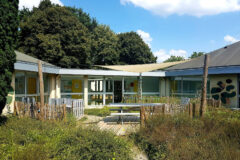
123;95;181;104
0;115;132;160
131;108;240;160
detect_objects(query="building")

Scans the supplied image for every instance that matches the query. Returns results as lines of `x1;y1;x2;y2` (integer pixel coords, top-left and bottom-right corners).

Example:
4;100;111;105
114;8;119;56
3;42;240;114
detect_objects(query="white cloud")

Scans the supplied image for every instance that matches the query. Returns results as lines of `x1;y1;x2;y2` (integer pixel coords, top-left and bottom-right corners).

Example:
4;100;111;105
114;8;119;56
19;0;63;10
224;35;239;43
154;49;187;62
120;0;240;17
136;29;152;47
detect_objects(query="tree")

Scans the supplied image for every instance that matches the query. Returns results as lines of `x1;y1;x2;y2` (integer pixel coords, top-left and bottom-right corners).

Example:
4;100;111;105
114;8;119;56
66;6;98;31
117;32;157;64
0;0;19;114
18;0;91;68
190;52;204;59
164;56;185;62
90;25;119;66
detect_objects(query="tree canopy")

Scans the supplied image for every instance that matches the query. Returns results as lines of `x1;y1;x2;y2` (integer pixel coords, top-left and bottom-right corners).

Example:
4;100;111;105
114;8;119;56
189;52;205;59
0;0;19;114
17;0;156;68
18;2;91;68
91;25;119;66
164;56;185;63
117;32;157;64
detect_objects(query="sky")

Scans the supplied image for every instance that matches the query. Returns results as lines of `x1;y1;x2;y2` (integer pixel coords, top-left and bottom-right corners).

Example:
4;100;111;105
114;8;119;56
19;0;240;62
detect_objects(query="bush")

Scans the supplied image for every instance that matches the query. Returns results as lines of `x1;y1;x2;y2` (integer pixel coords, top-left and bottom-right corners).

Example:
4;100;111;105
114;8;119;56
0;116;132;160
85;106;111;117
0;0;18;114
131;109;240;160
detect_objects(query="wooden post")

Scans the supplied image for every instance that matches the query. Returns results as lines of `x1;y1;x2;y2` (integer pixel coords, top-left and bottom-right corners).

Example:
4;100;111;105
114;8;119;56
192;103;196;118
162;104;165;114
38;61;44;120
14;101;17;116
140;106;145;127
63;104;66;122
189;103;192;117
200;54;209;117
138;73;143;103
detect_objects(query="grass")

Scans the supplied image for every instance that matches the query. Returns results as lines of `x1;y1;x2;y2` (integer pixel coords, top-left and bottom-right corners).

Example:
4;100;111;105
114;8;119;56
84;106;111;117
124;96;181;104
0;114;133;160
131;108;240;160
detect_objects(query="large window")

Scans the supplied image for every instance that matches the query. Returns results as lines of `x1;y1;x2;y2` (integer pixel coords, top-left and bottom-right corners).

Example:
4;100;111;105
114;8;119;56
124;77;138;93
15;71;50;102
88;79;103;92
61;76;83;99
142;77;159;92
170;76;210;98
15;72;25;94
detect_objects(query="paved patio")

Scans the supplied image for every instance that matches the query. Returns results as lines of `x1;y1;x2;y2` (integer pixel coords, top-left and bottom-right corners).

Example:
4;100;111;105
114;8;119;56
81;115;140;136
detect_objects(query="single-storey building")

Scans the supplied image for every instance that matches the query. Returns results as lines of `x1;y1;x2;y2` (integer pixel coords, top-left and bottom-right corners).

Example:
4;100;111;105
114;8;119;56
3;41;240;114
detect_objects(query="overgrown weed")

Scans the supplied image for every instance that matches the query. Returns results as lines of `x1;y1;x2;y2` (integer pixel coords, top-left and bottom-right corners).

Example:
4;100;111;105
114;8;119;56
0;115;132;160
131;109;240;160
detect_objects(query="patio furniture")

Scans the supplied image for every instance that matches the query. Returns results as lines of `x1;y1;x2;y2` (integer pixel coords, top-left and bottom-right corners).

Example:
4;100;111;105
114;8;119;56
108;103;162;124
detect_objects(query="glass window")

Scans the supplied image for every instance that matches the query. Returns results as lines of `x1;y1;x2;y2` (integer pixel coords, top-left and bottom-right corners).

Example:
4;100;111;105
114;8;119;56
61;77;83;94
170;77;182;96
124;77;138;92
182;77;202;94
142;77;159;92
105;94;113;104
15;72;25;94
61;79;72;93
106;79;113;92
43;74;49;94
26;72;37;94
170;76;210;98
88;94;103;105
88;79;103;92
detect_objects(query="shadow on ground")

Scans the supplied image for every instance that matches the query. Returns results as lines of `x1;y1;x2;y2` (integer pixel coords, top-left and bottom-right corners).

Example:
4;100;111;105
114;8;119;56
103;116;140;124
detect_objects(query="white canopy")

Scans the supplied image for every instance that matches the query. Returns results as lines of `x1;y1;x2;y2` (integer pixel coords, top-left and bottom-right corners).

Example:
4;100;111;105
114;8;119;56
97;61;187;73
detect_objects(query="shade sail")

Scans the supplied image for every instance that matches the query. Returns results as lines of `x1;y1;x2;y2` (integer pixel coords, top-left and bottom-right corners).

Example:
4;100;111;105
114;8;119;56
96;61;187;73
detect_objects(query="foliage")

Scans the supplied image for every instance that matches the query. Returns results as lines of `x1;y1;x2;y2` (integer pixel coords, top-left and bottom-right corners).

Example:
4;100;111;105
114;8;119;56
66;6;98;31
0;116;132;160
124;95;181;104
189;51;204;59
164;55;185;62
85;106;111;117
18;1;156;68
90;25;120;66
18;0;91;68
131;109;240;160
0;0;18;114
117;32;157;64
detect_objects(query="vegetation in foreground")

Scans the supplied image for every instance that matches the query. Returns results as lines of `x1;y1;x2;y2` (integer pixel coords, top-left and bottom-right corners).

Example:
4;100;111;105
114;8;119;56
131;108;240;160
0;115;132;160
84;106;111;117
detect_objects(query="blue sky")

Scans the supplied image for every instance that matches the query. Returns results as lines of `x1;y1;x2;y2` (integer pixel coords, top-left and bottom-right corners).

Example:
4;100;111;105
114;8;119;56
19;0;240;62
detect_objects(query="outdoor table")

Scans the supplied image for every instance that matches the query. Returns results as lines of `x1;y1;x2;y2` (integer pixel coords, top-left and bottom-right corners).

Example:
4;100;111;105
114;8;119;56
107;103;163;124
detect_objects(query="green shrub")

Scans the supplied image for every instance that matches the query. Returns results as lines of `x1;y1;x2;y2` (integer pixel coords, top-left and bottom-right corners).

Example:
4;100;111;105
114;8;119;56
131;109;240;160
85;106;111;117
0;116;132;160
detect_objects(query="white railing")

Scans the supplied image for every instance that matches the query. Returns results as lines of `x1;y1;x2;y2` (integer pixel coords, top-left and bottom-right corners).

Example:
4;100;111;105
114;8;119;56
49;98;84;119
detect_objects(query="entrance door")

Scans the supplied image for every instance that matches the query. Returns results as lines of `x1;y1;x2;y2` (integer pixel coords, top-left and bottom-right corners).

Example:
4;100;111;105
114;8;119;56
114;81;122;103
